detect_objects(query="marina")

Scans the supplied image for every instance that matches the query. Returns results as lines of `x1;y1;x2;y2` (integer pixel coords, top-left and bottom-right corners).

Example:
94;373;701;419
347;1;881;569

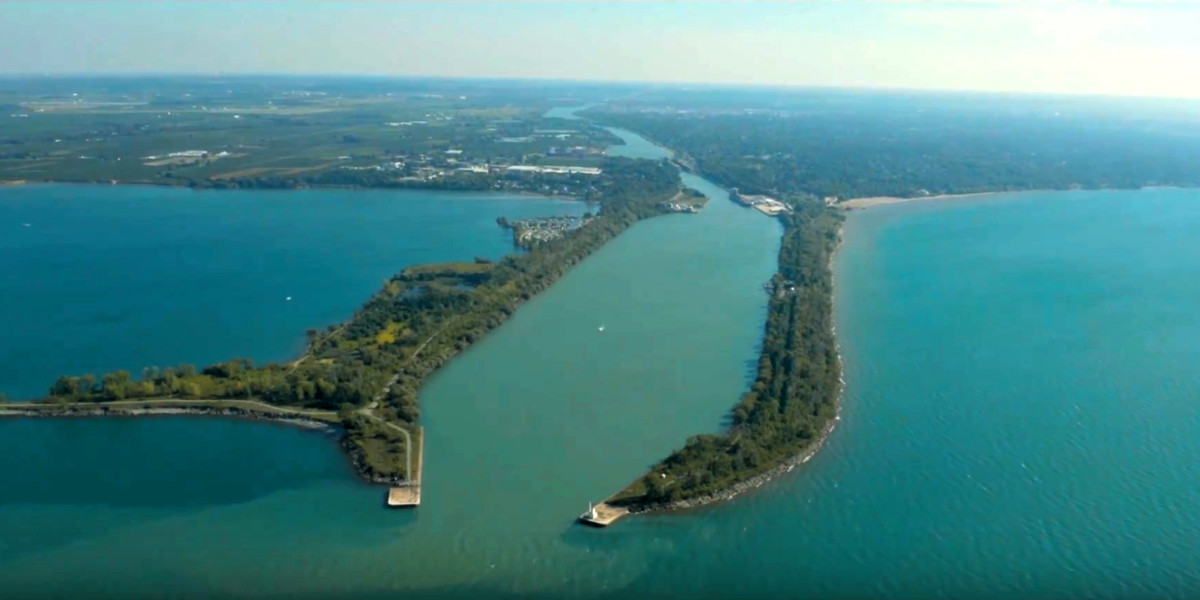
497;214;591;248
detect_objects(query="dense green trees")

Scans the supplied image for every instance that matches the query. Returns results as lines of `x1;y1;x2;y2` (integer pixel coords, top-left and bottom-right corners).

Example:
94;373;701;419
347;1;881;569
592;108;1200;200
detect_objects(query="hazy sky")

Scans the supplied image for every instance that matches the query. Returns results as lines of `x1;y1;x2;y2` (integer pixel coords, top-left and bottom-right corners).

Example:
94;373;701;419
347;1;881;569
2;1;1198;99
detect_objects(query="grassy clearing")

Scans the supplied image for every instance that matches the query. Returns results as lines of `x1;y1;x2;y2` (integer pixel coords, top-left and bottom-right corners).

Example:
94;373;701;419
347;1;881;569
402;262;495;277
375;321;408;346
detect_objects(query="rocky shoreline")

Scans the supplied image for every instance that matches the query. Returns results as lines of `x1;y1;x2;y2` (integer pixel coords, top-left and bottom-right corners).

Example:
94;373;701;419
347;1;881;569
0;404;412;486
0;405;338;431
624;413;840;515
340;436;405;486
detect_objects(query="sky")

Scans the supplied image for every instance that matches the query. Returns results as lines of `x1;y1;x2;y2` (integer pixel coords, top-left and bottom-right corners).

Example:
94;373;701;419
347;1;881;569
1;1;1198;99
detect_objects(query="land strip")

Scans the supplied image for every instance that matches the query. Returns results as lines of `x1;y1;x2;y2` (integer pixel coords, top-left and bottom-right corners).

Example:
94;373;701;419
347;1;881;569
595;200;844;521
0;398;338;426
21;157;682;494
577;112;852;524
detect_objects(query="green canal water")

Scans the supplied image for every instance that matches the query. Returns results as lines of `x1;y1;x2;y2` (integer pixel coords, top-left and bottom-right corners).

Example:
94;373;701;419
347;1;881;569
6;127;1200;598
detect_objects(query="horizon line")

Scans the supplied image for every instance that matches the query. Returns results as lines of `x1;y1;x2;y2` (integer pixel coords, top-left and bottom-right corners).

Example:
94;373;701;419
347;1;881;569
3;71;1200;104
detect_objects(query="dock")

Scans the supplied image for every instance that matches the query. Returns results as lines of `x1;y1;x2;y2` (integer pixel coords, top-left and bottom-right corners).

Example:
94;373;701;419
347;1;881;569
754;202;789;216
387;485;421;507
386;426;424;508
578;502;628;527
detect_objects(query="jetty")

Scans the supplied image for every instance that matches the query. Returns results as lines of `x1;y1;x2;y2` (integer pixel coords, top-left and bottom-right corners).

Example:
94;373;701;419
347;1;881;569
386;426;424;508
387;485;421;507
578;501;628;527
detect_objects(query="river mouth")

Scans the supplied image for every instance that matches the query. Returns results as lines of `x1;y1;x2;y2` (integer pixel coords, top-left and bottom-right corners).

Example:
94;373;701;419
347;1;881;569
0;130;787;597
8;116;1200;598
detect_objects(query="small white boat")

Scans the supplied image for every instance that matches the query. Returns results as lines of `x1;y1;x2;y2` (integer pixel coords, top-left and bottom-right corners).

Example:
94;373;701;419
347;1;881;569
21;223;31;227
597;325;605;332
286;296;293;301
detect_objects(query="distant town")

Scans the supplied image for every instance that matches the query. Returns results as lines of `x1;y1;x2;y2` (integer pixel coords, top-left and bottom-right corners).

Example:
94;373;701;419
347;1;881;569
0;91;623;199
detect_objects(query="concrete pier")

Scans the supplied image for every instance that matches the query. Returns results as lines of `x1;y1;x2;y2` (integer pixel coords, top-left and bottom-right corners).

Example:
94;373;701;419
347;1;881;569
578;502;628;527
387;485;421;507
386;426;424;508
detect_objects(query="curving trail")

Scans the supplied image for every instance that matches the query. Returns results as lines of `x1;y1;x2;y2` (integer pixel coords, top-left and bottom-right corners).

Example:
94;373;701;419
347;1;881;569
361;321;449;484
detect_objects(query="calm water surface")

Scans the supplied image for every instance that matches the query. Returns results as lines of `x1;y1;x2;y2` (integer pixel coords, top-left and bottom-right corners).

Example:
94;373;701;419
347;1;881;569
0;130;785;598
603;127;675;160
6;136;1200;598
0;185;586;400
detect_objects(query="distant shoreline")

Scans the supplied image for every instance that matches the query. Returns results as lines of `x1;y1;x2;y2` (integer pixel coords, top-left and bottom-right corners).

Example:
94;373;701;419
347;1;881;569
839;191;1002;209
839;185;1197;209
0;178;587;203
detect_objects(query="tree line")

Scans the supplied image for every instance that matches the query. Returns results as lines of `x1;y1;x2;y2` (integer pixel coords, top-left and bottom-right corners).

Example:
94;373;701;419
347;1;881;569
591;108;1200;200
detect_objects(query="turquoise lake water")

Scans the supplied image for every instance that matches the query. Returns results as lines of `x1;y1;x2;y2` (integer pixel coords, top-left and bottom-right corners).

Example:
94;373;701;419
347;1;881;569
6;127;1200;598
0;129;787;598
0;185;586;400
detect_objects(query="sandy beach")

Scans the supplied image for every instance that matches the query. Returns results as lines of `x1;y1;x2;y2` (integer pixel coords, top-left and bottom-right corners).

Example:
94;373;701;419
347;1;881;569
839;191;1001;209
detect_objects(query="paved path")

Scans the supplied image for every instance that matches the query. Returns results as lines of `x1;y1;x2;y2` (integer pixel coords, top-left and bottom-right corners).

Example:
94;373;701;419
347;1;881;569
364;406;414;485
361;322;449;484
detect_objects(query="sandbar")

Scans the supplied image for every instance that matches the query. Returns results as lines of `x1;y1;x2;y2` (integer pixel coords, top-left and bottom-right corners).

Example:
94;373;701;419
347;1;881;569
839;191;999;209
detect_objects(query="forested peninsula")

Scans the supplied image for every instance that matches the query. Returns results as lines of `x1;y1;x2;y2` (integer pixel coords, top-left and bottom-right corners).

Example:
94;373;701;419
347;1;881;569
588;95;1200;517
14;157;681;485
606;200;843;511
